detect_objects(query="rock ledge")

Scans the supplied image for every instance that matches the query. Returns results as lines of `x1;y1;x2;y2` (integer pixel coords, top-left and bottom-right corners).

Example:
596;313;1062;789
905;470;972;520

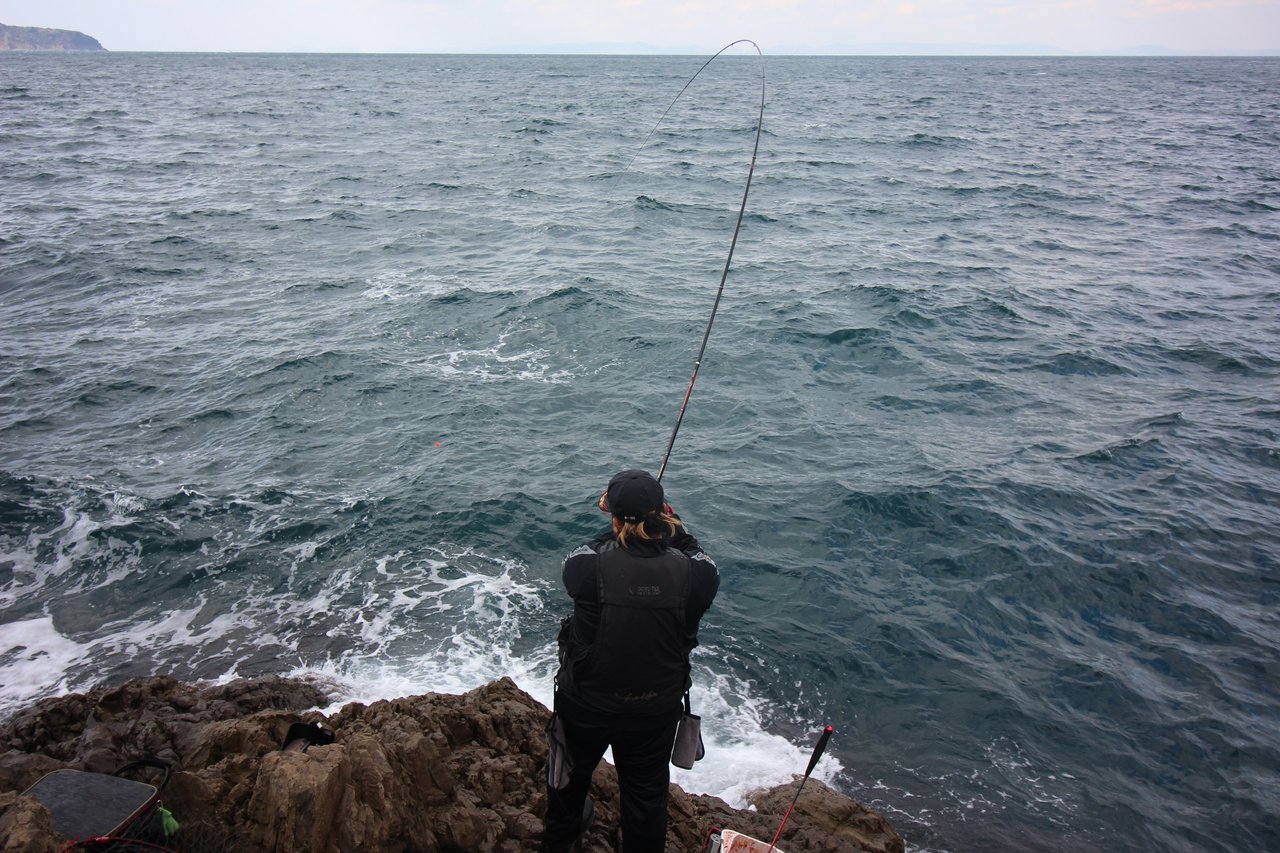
0;675;903;852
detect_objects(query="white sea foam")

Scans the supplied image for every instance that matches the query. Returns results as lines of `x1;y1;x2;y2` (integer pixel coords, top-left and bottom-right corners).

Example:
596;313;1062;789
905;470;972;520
283;544;560;709
0;616;90;711
49;507;108;579
0;497;143;608
0;601;258;719
361;270;465;301
422;345;572;384
0;543;37;609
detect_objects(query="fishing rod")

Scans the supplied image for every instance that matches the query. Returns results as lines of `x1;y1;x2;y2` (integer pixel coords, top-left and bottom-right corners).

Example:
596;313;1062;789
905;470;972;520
766;725;835;852
651;39;766;483
699;725;835;853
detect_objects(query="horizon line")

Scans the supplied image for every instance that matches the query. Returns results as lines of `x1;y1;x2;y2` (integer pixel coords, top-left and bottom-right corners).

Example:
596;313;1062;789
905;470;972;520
23;47;1280;58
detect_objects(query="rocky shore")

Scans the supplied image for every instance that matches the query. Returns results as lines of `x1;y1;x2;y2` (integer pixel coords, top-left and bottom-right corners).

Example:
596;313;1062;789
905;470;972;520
0;676;903;852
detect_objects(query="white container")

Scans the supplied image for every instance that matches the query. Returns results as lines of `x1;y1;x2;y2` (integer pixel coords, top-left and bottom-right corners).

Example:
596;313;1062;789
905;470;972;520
707;829;784;853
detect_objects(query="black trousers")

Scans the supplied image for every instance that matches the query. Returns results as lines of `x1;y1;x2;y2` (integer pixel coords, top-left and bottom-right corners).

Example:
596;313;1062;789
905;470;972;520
544;710;680;853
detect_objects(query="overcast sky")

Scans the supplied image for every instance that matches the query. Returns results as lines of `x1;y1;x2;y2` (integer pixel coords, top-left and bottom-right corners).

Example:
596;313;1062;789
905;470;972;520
4;0;1278;54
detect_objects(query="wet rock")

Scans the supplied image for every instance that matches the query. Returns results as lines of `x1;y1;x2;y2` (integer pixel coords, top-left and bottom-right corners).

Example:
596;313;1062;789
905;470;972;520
0;675;903;852
0;791;57;853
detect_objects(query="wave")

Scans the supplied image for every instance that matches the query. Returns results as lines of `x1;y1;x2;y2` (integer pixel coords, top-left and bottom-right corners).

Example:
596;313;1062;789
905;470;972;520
888;308;938;329
633;194;680;212
902;132;966;147
522;285;595;309
805;327;890;347
1165;344;1262;375
1036;351;1131;377
1074;436;1166;465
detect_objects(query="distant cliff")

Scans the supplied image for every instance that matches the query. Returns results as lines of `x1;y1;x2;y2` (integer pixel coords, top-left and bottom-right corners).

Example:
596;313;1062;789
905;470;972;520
0;23;105;51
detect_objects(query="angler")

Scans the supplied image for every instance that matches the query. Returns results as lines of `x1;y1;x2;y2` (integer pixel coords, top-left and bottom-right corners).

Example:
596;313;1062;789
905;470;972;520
544;470;719;853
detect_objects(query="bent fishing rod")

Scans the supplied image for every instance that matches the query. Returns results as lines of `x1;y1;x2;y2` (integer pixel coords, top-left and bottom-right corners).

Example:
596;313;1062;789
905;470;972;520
651;39;766;483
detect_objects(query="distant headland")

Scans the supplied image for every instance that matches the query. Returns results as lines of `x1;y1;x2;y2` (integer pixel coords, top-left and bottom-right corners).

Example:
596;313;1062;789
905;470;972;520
0;23;105;51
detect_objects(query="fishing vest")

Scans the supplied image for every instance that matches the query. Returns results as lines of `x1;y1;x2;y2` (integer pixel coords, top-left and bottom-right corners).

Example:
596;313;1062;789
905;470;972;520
562;542;692;716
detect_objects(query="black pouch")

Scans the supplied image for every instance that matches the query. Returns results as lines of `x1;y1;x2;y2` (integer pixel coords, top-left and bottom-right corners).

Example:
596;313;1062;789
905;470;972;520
548;615;577;789
555;615;577;694
281;720;336;752
671;691;706;769
546;712;573;789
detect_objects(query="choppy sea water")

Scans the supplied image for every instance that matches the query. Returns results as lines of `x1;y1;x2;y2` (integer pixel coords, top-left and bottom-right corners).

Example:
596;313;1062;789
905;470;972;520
2;51;1278;852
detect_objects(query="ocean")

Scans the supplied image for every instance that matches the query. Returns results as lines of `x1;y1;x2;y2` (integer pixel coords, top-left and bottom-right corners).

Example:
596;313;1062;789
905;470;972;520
1;50;1277;852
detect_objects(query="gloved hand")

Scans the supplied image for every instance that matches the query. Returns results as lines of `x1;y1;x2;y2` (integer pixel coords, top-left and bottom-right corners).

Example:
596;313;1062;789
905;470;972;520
672;532;697;552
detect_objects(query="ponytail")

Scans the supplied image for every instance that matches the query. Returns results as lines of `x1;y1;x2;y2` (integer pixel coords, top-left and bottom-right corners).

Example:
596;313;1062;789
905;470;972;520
615;510;680;547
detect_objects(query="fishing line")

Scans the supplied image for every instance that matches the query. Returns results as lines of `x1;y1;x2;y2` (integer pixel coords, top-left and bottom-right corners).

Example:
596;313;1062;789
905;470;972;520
646;39;765;483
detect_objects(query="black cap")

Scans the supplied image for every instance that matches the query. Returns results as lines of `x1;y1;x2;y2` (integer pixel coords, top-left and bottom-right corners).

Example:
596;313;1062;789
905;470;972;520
600;469;664;522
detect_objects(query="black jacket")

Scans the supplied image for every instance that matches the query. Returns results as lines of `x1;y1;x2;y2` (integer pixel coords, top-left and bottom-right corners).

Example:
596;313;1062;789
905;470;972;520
556;523;719;720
